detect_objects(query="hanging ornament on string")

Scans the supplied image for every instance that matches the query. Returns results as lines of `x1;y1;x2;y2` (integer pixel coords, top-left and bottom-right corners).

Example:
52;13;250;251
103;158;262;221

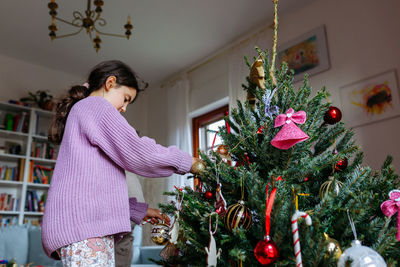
338;210;387;267
323;106;342;125
323;232;342;260
319;176;343;199
224;173;252;232
214;167;227;217
151;221;170;246
205;212;222;267
160;189;185;260
271;108;309;149
211;131;231;164
192;160;206;192
380;189;400;241
335;157;348;172
250;54;266;90
291;190;312;267
262;87;279;120
254;184;279;265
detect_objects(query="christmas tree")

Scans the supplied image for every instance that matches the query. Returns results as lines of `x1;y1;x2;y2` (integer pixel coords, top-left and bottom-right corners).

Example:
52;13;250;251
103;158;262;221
154;1;400;266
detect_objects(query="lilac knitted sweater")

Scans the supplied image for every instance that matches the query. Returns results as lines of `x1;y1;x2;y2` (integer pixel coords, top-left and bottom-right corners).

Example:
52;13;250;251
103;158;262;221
41;96;192;258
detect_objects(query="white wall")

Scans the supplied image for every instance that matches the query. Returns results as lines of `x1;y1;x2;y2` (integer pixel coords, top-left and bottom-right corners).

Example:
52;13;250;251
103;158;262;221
138;0;400;174
0;53;83;101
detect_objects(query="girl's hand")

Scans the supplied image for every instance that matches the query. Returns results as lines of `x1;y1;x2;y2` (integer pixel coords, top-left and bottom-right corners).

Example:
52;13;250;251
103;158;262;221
144;208;170;225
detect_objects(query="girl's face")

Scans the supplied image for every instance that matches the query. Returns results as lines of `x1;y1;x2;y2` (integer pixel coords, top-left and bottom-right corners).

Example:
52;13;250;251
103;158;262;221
101;75;137;113
107;85;137;113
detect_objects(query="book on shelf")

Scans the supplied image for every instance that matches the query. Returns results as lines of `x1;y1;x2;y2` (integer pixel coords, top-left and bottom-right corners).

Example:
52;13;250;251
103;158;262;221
29;161;53;184
31;140;57;160
0;159;23;182
3;111;29;133
0;216;18;227
24;190;46;212
0;193;19;211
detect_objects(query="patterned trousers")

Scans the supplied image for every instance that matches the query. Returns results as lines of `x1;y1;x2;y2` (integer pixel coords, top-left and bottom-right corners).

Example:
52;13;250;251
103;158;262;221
59;236;115;266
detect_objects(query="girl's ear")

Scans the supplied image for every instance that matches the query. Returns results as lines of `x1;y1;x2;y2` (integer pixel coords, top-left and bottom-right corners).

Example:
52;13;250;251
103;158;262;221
105;76;117;91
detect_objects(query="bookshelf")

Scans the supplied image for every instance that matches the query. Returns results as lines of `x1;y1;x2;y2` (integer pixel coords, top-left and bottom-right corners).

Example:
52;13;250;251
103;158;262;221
0;101;57;227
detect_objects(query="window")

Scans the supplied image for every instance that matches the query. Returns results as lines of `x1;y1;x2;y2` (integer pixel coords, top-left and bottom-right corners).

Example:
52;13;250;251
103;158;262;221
192;105;229;158
192;104;228;190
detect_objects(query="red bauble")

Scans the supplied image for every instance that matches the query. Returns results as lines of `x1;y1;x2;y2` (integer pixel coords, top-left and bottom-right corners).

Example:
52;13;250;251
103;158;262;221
335;157;348;172
205;191;213;199
324;106;342;125
254;236;279;265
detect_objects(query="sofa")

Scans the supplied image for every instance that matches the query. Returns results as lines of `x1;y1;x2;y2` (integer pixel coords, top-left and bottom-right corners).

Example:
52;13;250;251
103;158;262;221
0;224;162;266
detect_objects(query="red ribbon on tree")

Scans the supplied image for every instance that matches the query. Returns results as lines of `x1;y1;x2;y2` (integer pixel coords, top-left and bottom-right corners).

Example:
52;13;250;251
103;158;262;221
265;184;277;236
225;110;231;134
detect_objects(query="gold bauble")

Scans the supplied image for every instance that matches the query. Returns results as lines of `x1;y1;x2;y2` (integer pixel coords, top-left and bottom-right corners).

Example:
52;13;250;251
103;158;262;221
324;233;342;259
191;161;206;175
151;222;170;245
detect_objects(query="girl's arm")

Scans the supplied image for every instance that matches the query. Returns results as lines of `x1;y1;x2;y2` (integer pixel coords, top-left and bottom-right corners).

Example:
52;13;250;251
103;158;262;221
79;97;193;177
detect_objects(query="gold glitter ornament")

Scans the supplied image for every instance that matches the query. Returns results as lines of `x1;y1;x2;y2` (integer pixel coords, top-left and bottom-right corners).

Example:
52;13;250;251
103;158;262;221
191;160;206;175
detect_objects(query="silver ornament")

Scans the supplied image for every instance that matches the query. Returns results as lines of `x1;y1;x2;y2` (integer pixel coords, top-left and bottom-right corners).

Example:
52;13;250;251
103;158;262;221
337;240;386;267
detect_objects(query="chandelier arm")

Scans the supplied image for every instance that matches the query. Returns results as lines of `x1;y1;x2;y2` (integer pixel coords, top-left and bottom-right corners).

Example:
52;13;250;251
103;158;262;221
94;17;107;27
53;27;84;39
94;30;127;38
54;16;82;28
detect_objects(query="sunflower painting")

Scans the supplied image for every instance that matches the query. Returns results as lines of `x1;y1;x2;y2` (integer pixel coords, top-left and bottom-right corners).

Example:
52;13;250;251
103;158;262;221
340;70;400;127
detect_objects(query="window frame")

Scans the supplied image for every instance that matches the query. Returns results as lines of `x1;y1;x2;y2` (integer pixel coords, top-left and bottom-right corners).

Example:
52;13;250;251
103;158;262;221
192;104;229;158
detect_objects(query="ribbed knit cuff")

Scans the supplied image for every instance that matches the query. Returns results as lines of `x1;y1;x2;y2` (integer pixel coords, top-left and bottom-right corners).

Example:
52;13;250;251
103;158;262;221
129;197;148;224
175;150;192;175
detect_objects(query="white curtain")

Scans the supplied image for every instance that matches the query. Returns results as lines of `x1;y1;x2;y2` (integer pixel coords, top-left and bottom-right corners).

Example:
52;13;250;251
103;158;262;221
164;75;192;191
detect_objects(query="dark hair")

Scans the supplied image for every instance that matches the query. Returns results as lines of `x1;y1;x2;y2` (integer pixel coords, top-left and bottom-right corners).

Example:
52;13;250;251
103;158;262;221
48;60;147;144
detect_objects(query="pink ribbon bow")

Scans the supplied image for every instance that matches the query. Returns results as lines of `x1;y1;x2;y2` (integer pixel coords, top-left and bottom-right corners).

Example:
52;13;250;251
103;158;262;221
274;108;306;127
381;189;400;241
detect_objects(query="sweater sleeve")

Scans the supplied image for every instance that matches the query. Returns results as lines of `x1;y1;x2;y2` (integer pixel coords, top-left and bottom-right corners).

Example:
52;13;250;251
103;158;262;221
81;97;192;177
129;197;148;224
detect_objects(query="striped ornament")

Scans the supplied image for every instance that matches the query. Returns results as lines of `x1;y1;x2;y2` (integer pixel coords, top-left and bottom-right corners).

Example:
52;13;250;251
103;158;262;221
224;200;252;232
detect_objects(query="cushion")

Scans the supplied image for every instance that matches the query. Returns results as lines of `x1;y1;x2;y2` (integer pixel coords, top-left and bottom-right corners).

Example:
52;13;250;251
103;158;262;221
0;225;29;265
27;226;62;266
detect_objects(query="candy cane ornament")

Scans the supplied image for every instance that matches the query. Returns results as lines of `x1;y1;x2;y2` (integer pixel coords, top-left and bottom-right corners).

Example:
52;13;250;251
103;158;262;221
291;210;312;267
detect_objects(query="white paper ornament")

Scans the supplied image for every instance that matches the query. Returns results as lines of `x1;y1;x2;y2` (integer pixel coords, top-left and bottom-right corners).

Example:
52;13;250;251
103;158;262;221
337;240;386;267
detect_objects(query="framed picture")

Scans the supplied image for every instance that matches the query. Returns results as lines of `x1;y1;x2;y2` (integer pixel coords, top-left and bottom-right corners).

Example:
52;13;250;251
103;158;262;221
277;25;330;82
339;69;400;128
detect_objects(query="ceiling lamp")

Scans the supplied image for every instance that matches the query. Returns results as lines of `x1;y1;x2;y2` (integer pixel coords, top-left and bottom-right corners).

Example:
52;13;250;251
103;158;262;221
47;0;133;52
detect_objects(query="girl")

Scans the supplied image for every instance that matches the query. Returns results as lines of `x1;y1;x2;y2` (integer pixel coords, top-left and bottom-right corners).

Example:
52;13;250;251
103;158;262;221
42;60;198;266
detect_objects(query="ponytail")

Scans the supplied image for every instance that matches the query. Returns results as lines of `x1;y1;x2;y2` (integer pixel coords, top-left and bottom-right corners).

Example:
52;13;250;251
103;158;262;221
48;85;91;144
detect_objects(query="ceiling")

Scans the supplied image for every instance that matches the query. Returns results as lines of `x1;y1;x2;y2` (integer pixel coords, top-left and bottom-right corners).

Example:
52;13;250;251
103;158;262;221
0;0;313;86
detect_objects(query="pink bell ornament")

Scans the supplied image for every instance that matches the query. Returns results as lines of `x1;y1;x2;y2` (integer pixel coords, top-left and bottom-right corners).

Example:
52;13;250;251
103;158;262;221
381;189;400;241
271;108;309;150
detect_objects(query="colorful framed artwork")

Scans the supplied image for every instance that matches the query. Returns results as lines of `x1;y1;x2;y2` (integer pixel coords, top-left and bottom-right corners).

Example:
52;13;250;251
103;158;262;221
277;25;330;82
339;69;400;128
